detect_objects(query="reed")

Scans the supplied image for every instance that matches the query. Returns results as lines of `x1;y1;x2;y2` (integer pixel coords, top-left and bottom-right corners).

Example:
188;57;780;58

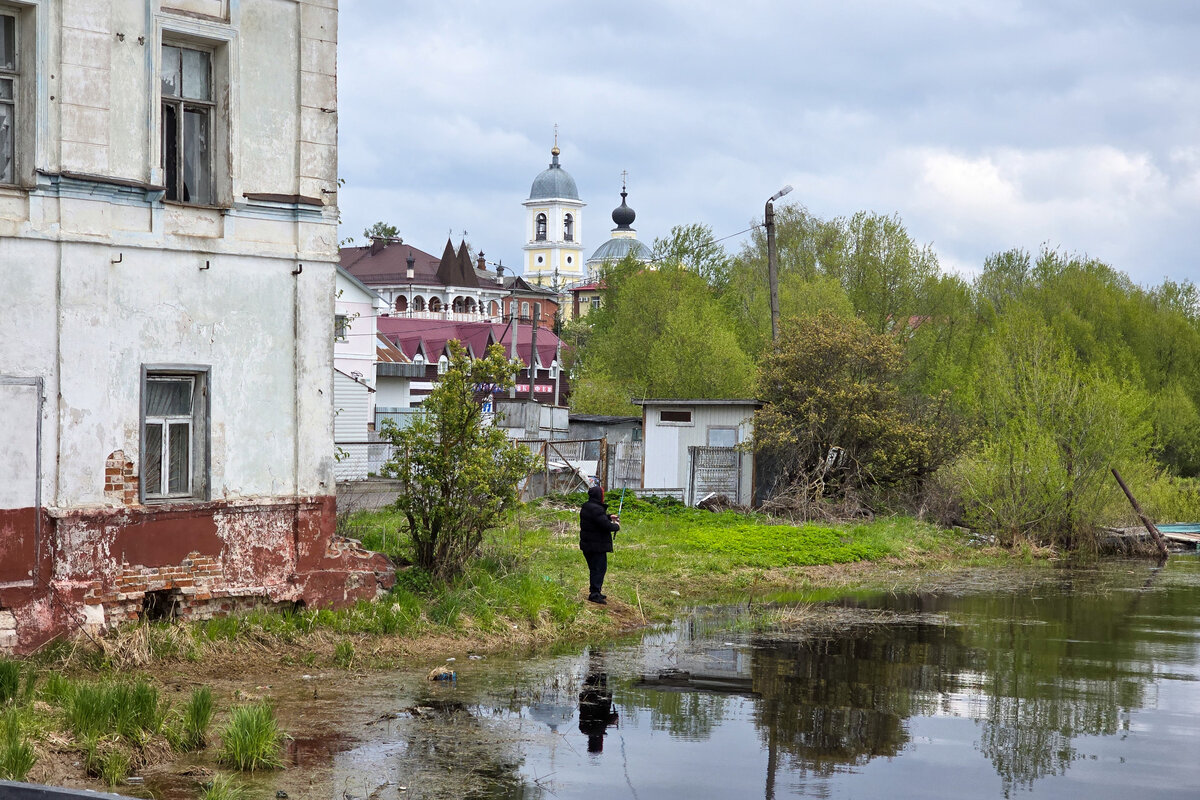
182;686;215;751
217;701;285;771
200;773;247;800
0;707;36;781
0;659;19;704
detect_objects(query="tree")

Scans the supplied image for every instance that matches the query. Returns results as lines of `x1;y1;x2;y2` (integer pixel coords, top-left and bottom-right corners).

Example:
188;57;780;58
380;341;538;579
754;312;940;509
363;221;401;242
946;310;1153;549
569;258;754;413
651;223;732;288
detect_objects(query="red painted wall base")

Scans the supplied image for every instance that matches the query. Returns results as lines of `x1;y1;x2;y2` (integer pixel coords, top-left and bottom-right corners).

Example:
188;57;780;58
0;497;394;654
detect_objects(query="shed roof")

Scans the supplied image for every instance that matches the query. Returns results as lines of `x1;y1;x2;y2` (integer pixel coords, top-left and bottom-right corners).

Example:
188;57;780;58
633;398;762;407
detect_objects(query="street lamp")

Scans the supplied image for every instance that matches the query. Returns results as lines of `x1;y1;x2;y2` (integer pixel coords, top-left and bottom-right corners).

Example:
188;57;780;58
765;185;793;344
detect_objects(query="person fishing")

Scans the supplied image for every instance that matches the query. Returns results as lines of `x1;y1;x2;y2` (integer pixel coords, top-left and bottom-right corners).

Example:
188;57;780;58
579;480;620;604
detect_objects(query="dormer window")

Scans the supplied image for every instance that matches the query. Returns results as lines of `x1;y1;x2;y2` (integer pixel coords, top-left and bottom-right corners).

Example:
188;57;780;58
437;355;449;375
535;213;547;241
413;353;425;366
563;213;574;242
550;360;559;379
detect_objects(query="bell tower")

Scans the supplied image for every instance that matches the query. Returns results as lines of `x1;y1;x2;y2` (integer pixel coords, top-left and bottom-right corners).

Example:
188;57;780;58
523;133;586;287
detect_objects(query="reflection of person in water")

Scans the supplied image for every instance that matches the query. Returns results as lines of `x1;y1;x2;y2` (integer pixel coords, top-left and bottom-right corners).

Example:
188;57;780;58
578;670;619;753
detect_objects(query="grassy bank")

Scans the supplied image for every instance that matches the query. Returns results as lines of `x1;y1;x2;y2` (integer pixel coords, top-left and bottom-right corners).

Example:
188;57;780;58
39;495;1015;674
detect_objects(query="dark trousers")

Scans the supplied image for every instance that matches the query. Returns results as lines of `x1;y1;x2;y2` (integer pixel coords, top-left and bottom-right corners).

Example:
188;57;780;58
583;551;607;597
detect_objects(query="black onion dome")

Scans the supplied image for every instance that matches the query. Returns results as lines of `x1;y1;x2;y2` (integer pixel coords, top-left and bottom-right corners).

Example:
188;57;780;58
612;190;636;230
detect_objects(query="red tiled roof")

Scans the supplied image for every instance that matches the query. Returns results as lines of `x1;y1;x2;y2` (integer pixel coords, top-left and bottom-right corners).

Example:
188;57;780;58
376;317;565;368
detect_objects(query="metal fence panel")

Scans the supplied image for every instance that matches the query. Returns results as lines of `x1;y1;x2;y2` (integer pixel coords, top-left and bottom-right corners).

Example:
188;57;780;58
687;446;742;505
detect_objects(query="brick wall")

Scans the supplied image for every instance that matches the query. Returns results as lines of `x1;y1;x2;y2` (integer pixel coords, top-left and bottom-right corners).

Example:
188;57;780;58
104;450;138;506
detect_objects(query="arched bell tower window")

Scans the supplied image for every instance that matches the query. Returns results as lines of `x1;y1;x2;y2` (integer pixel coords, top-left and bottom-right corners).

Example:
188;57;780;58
535;213;547;241
563;213;574;242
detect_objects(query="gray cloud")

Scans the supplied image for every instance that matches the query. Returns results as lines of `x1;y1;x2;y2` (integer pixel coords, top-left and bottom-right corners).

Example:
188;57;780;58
337;0;1200;285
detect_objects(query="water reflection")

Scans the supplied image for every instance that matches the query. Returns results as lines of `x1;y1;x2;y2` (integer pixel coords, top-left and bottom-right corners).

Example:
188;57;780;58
506;559;1200;798
578;652;619;753
330;559;1200;799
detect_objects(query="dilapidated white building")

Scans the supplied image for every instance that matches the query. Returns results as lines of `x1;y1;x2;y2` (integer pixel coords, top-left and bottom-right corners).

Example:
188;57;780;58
0;0;391;653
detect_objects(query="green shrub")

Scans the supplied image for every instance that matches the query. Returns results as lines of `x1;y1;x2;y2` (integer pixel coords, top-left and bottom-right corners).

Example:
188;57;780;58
217;701;285;771
0;708;36;781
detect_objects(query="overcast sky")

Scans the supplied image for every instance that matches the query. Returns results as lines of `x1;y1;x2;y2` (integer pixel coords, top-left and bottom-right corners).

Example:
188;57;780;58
336;1;1200;287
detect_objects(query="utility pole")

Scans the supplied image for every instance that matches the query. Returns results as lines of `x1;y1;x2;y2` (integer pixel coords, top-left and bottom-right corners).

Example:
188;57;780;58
553;338;562;406
509;298;519;399
765;185;793;344
528;303;541;402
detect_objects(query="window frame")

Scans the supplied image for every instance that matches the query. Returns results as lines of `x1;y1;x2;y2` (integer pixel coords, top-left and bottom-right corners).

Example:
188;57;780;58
658;409;693;426
334;313;348;342
706;426;738;448
563;213;574;242
0;4;25;187
535;213;547;241
436;354;449;375
140;365;211;504
160;40;216;205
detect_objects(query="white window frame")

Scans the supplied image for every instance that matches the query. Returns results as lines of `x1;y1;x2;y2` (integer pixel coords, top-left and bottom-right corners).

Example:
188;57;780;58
437;354;449;375
334;314;348;342
140;365;210;503
707;426;738;448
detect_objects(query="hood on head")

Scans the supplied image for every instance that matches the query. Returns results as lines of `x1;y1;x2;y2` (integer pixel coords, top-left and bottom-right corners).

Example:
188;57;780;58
587;485;604;503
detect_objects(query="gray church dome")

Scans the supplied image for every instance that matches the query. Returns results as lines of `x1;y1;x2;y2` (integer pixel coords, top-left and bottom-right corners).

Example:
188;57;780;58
529;146;580;200
588;236;652;264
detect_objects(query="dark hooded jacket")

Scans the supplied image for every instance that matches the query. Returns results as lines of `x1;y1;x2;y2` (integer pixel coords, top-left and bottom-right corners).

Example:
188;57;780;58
579;485;620;553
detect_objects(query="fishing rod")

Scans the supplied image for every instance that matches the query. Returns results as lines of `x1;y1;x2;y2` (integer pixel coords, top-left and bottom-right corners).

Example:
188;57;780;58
617;484;626;517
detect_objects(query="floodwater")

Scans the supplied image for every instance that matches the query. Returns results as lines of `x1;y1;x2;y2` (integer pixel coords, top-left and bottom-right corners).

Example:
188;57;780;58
313;556;1200;800
139;557;1200;799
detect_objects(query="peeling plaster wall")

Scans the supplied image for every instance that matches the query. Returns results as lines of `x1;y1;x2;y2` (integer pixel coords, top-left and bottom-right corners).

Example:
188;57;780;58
0;1;385;655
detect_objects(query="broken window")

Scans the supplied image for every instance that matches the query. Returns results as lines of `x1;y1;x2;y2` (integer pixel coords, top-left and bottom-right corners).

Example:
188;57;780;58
0;10;17;185
161;44;214;204
142;367;209;502
563;213;574;242
334;314;348;341
535;213;547;241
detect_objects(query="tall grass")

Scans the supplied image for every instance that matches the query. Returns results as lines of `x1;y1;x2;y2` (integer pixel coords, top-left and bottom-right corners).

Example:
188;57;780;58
217;701;285;771
66;680;165;744
201;774;247;800
182;686;215;751
0;707;36;781
0;659;20;704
